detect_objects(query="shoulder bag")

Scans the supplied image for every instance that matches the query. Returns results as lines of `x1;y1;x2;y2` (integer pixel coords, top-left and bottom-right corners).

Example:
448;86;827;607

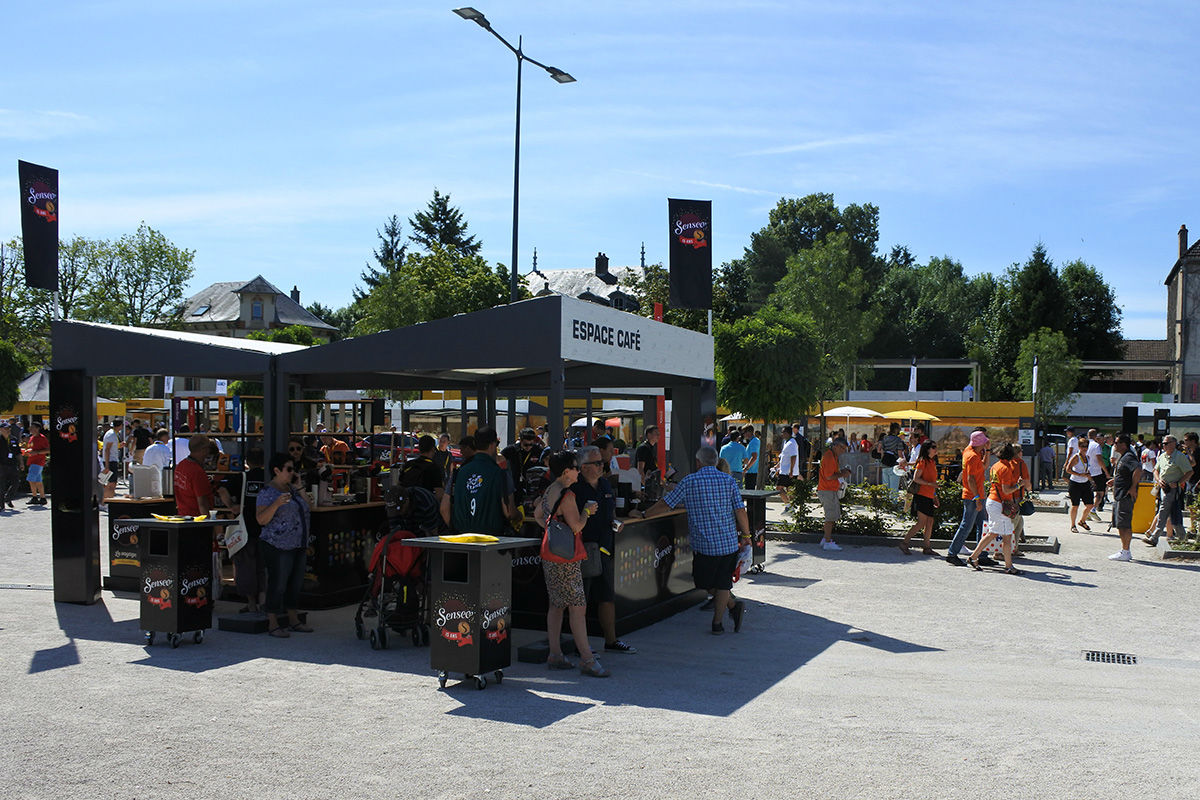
540;489;585;564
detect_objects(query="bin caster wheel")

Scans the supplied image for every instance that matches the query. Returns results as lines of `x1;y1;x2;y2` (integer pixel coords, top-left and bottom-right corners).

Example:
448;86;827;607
168;633;181;649
355;620;364;640
493;670;503;685
193;630;204;644
144;631;155;646
411;628;420;647
438;671;448;689
475;675;487;691
369;629;381;650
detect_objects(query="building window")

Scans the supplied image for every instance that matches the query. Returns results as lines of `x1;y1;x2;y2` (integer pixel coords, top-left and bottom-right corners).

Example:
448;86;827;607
192;304;210;316
251;301;263;320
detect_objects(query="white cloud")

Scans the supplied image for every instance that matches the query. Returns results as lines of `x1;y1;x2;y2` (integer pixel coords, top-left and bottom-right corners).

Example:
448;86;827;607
0;109;99;140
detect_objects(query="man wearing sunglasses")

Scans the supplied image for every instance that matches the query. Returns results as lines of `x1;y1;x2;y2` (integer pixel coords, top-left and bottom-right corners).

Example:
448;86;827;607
501;427;546;505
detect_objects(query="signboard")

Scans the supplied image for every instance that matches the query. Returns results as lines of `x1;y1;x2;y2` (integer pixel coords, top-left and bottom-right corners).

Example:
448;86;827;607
1018;416;1035;456
667;198;712;310
559;296;713;380
17;160;59;291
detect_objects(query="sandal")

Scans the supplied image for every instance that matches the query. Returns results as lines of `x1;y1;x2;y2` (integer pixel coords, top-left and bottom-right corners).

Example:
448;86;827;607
1070;526;1079;533
547;654;576;670
1004;566;1023;575
289;623;314;633
269;626;290;638
1078;520;1091;531
922;548;938;556
898;541;911;555
579;658;611;678
968;557;982;571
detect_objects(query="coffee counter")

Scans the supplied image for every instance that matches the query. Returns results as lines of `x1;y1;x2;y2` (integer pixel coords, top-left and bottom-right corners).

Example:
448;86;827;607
104;497;177;592
302;501;386;608
510;509;704;636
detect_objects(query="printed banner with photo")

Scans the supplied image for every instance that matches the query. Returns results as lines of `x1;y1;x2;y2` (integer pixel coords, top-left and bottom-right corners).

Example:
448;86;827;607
17;160;59;292
667;198;712;310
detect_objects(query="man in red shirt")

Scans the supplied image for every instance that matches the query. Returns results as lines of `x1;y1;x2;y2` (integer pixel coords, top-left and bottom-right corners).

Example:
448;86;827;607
24;421;50;505
817;437;852;551
173;435;214;517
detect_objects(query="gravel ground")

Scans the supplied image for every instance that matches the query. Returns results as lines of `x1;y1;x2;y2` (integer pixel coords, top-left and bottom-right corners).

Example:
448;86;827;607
1;499;1198;800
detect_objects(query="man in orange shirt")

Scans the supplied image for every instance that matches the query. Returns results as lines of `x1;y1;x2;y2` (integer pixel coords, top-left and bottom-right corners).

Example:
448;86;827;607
947;430;989;566
817;437;852;551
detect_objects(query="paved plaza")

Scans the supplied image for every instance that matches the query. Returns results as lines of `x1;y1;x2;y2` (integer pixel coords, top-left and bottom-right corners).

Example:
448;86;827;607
2;501;1198;800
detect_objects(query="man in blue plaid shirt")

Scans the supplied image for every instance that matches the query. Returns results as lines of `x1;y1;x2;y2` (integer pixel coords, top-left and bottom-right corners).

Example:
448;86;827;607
646;446;750;635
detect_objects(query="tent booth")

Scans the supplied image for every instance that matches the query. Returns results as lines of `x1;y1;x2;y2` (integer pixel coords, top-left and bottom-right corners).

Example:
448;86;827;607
49;322;304;604
49;297;715;608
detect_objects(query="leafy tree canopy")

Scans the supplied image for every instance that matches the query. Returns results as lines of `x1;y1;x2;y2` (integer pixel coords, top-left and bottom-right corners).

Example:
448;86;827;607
356;215;408;303
246;324;316;346
714;307;821;424
1015;327;1082;419
0;339;27;413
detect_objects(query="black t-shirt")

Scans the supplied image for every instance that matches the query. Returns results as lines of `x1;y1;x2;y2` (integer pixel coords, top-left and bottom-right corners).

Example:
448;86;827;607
635;442;657;474
1112;451;1140;502
224;466;265;540
573;477;616;549
131;427;153;450
400;455;444;494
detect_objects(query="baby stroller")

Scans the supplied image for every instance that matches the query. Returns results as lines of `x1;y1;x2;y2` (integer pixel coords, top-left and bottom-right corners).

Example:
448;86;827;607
354;485;439;650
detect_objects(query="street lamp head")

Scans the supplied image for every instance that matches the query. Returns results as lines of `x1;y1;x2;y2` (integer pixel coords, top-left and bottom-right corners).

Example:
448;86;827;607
546;67;576;84
452;7;490;27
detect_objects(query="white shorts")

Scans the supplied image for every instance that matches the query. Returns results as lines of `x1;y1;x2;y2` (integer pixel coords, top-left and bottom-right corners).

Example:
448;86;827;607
985;498;1014;537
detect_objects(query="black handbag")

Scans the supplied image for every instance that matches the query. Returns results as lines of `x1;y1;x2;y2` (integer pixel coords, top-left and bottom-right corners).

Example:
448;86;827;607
581;541;603;578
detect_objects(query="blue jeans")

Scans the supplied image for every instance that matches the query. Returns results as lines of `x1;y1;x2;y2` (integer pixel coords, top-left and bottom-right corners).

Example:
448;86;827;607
949;498;983;556
260;539;307;616
882;467;902;504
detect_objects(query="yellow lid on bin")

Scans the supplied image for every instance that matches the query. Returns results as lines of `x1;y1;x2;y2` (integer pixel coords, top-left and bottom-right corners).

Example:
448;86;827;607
438;534;500;544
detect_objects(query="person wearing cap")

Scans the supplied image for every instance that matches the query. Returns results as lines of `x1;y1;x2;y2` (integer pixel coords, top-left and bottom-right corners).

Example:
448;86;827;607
817;438;852;551
0;421;21;511
946;430;990;566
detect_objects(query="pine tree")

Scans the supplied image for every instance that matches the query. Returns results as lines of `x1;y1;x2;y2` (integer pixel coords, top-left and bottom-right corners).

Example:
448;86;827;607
408;189;481;256
355;215;407;303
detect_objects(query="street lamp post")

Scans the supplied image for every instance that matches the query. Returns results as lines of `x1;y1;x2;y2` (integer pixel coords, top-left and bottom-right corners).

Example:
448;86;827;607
452;7;575;303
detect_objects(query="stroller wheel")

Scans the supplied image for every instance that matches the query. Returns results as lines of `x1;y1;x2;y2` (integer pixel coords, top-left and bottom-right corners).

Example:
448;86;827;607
355;619;364;640
369;629;381;650
378;626;389;649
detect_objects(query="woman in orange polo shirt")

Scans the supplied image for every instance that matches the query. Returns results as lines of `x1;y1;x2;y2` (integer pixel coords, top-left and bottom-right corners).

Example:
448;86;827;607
968;442;1023;575
899;441;939;556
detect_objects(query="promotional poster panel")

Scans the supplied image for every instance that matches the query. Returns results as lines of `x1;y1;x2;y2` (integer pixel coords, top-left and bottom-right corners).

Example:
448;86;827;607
668;198;711;310
17;160;59;292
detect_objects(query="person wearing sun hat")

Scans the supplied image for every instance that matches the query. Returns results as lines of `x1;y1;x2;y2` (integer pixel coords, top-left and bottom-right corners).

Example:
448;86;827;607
946;430;989;566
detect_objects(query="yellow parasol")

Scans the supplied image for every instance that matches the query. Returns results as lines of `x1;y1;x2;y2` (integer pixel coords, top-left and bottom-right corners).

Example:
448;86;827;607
881;409;940;421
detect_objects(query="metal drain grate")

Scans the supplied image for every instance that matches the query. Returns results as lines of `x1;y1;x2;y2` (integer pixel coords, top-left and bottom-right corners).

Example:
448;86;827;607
1083;650;1137;665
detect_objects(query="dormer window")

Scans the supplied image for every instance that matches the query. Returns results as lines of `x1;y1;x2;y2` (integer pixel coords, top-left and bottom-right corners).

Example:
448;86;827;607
251;301;263;320
192;304;210;316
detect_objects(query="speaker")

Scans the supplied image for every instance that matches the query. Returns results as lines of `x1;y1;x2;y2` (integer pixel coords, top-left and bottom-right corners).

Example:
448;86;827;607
1121;407;1138;436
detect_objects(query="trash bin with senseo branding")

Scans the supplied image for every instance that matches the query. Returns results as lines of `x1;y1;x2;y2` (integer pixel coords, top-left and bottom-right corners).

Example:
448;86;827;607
130;517;238;648
104;498;176;592
740;489;779;573
403;535;539;690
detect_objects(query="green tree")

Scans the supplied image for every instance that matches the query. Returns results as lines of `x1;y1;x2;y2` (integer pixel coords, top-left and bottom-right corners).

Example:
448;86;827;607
619;263;709;333
354;245;509;334
1059;259;1123;361
408;189;481;256
355;215;408;303
769;232;880;416
306;302;359;341
714;307;822;425
247;325;316;346
1015;328;1081;419
0;340;27;413
90;222;195;327
97;375;150;401
0;241;44;364
731;193;881;309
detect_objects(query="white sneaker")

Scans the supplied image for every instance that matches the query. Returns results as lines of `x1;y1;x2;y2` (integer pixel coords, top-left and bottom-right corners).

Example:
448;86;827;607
1108;550;1132;562
822;540;842;551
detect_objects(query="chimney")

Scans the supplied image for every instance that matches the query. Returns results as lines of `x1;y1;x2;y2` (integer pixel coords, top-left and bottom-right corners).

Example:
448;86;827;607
1182;225;1190;260
290;285;301;304
595;252;616;285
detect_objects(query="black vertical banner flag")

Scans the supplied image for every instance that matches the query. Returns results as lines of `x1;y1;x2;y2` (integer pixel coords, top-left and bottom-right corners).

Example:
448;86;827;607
668;198;712;310
17;160;59;292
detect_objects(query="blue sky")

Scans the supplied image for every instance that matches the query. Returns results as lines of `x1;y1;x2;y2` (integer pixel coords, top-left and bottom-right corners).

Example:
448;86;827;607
3;1;1196;339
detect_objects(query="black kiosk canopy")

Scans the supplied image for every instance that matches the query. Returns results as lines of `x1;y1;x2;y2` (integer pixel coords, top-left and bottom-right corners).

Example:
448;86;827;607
49;296;714;604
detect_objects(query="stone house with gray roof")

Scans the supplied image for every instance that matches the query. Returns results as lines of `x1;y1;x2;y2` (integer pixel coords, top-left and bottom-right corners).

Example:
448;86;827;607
178;275;337;341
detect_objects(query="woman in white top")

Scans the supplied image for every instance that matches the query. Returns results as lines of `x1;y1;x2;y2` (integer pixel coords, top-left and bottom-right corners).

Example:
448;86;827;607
1065;445;1095;533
